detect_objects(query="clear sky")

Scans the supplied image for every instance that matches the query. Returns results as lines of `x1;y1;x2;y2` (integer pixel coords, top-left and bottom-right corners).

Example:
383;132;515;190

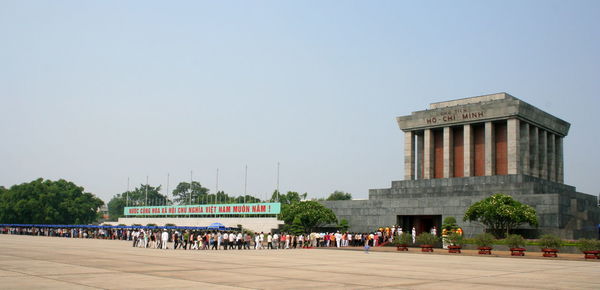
1;1;599;203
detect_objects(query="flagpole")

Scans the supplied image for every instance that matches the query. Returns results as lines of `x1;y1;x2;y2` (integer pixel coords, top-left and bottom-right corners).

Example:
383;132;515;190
126;177;130;207
215;168;219;205
145;176;148;206
190;170;193;218
244;165;247;204
166;173;170;206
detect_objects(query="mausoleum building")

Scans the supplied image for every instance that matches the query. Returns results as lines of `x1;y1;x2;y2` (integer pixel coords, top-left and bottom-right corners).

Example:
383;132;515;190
322;93;599;239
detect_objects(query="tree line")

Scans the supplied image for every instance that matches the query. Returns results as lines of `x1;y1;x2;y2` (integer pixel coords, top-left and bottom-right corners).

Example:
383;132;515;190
107;181;353;221
0;177;351;231
0;179;104;225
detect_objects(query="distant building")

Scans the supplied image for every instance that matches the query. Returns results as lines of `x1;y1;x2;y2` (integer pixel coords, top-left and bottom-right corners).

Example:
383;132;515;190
322;93;599;239
98;205;109;221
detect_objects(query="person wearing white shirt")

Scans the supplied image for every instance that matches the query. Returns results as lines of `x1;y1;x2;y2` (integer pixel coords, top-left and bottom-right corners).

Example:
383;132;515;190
228;232;235;250
272;233;279;249
161;230;169;249
236;232;242;249
222;232;229;250
285;234;290;249
267;233;273;249
254;233;261;249
335;232;342;248
258;232;264;249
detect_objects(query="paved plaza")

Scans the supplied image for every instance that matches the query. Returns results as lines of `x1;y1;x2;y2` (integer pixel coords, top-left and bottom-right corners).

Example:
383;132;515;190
0;235;598;289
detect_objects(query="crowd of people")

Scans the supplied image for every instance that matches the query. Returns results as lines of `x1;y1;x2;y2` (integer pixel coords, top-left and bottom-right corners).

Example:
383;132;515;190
129;230;401;250
1;225;455;251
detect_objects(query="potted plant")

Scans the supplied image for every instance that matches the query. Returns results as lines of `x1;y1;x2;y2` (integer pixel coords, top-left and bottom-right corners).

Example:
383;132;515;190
416;232;438;252
441;217;460;249
577;239;600;259
539;234;562;257
445;232;464;253
474;233;495;255
393;233;412;251
505;234;526;256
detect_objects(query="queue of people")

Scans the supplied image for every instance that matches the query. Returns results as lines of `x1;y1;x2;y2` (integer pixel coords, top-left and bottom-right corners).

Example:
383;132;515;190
128;229;433;250
2;224;456;251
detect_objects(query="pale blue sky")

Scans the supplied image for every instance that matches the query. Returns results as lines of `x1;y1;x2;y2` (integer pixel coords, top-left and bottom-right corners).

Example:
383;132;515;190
1;1;599;202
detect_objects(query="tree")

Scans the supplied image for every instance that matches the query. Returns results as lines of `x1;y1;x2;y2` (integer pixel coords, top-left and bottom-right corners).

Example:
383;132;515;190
107;184;170;220
280;201;337;233
442;216;459;232
287;217;305;235
200;191;262;204
0;178;104;224
107;195;126;221
463;193;538;238
326;190;352;201
338;218;349;232
231;195;262;204
273;191;307;205
172;181;209;205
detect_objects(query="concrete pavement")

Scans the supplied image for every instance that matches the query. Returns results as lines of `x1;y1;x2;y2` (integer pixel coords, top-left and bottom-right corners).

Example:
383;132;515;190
0;235;598;289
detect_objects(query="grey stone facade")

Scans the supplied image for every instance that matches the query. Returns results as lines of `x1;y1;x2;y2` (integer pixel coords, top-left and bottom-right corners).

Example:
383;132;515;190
321;93;599;239
322;175;599;239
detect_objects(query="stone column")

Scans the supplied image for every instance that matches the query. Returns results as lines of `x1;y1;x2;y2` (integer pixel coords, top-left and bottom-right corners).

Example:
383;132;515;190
417;133;424;179
557;136;564;183
507;119;520;174
443;127;453;178
404;131;415;180
530;126;539;178
548;133;556;182
539;129;548;179
423;129;434;179
520;122;530;175
485;122;495;176
463;124;474;177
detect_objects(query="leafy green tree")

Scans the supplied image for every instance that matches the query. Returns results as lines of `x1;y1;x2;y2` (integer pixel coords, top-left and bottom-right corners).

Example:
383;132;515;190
287;217;305;235
326;190;352;201
463;193;538;238
0;178;104;224
280;201;337;232
201;191;262;204
172;181;209;205
442;216;459;232
338;218;349;232
272;191;307;205
107;184;169;220
107;195;126;220
231;195;262;203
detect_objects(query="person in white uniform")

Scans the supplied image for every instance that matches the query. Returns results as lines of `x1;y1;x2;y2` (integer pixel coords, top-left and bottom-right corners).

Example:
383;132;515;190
161;230;169;249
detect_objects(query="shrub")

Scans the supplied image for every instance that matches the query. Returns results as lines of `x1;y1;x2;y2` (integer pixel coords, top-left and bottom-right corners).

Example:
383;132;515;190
474;233;496;248
576;239;600;252
464;194;538;238
504;234;526;248
416;232;438;246
445;232;464;246
539;234;563;249
394;233;413;246
442;217;459;231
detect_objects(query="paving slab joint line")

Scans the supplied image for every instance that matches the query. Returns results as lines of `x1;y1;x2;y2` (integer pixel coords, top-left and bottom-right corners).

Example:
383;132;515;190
0;267;107;290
